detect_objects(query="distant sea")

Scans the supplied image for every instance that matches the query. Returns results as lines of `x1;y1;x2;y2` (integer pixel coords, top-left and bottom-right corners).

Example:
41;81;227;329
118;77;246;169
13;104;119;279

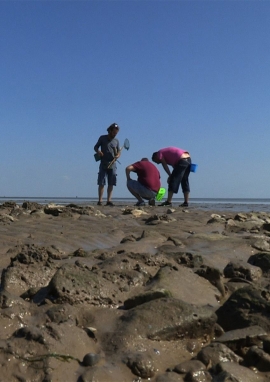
1;197;270;213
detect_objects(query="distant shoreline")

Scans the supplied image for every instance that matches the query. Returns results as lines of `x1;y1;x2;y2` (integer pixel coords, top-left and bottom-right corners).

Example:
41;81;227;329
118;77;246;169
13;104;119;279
1;196;270;213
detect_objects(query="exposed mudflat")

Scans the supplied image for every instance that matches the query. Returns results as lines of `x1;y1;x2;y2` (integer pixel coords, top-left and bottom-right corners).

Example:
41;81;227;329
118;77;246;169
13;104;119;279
0;201;270;381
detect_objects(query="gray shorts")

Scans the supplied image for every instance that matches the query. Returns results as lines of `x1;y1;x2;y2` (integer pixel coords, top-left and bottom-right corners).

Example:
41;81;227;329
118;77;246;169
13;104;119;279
127;179;156;200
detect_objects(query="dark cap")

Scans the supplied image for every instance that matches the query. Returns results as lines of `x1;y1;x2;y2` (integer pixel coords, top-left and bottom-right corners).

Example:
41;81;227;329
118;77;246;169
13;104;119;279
107;123;119;132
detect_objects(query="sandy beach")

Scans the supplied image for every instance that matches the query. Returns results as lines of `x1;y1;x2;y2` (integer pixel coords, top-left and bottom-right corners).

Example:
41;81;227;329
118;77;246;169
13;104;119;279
0;200;270;381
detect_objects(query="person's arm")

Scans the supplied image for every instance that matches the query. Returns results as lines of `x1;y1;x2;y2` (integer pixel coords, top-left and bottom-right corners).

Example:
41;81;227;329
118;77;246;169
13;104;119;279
94;137;103;157
125;165;135;180
160;158;171;176
114;140;121;158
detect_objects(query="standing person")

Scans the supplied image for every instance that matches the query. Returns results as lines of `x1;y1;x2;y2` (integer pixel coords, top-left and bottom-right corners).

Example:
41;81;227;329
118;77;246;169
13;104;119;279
94;123;120;206
152;147;191;207
126;158;161;206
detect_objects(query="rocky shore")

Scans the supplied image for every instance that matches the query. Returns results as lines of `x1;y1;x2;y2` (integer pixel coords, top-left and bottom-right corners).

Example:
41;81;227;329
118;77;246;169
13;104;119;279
1;200;270;381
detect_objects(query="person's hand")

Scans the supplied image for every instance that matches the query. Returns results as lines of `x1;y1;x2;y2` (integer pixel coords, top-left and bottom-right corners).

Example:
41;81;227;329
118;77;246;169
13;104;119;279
98;150;103;157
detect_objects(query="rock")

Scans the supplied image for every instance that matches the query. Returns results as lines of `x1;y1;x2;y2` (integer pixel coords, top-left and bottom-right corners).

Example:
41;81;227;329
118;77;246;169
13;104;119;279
145;265;220;307
195;265;226;297
125;352;156;378
72;248;89;257
46;304;77;324
47;263;101;304
252;240;270;252
15;326;45;344
244;346;270;372
196;342;241;370
223;261;262;282
124;288;172;309
234;213;248;221
213;360;266;381
173;359;206;374
82;353;100;367
120;234;137;243
22;201;43;211
1;244;58;295
207;214;226;224
214;326;267;354
173;252;204;268
216;286;270;332
248;252;270;273
184;369;212;381
117;298;217;342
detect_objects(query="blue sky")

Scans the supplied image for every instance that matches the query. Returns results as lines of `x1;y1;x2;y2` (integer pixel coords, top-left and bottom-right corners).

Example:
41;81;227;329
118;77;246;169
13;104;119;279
1;0;270;199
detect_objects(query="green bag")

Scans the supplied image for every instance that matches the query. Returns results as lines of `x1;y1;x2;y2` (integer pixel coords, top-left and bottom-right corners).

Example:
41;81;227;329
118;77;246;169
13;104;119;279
156;187;166;201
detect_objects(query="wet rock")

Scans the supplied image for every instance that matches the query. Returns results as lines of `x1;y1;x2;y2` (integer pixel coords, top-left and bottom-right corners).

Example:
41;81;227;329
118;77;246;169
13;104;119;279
207;214;226;224
118;298;217;342
173;359;206;374
47;263;101;304
124;288;172;309
167;236;185;246
226;219;264;233
14;326;45;344
1;245;58;295
195;265;226;297
0;201;17;209
214;326;267;355
263;223;270;232
145;213;176;225
216;285;270;332
46;304;77;324
173;252;204;268
140;229;166;239
223;261;262;282
22;201;43;211
196;342;242;370
120;234;137;243
252;239;270;252
213;361;266;381
248;252;270;273
184;369;212;381
44;204;64;216
145;265;220;307
0;290;30;309
82;353;100;367
234;213;248;221
125;352;156;378
0;214;16;223
263;336;270;353
244;345;270;372
72;248;89;257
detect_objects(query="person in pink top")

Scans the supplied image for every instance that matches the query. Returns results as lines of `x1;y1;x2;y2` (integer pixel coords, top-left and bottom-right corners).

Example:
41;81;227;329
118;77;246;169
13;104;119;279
126;158;161;207
152;147;191;207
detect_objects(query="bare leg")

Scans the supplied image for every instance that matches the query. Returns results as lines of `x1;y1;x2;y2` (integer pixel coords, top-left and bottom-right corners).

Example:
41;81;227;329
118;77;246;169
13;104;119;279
184;192;189;204
98;185;104;203
167;190;173;203
107;185;113;202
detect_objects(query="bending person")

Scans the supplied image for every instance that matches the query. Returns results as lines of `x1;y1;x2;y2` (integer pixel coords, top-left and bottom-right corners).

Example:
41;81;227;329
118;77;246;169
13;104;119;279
152;147;191;207
126;158;161;207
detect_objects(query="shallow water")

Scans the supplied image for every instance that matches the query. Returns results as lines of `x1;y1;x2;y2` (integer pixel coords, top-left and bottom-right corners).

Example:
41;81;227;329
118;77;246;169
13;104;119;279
1;196;270;213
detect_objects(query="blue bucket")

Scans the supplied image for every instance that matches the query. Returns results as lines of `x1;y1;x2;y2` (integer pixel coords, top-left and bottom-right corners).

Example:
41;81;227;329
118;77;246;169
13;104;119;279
190;163;198;173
